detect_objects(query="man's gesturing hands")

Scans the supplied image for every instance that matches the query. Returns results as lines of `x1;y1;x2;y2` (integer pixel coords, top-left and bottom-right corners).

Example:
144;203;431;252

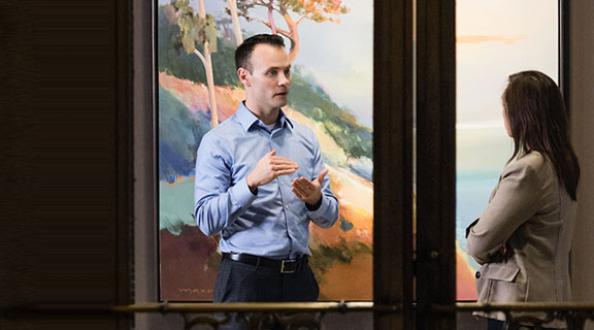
291;168;328;207
246;149;299;191
246;149;327;207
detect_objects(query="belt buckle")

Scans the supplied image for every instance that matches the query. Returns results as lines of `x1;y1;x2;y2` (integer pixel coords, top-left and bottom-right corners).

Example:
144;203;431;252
280;259;297;273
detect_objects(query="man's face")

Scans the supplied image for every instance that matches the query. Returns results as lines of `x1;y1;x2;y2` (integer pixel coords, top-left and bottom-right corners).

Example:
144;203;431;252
239;44;291;112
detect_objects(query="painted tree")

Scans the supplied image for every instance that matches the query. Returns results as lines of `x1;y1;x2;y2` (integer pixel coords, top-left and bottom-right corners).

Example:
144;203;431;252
232;0;349;63
226;0;243;45
170;0;219;127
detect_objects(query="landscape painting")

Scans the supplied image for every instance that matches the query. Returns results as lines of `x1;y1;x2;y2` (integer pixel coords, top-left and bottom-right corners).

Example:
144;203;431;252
157;0;373;301
456;0;559;300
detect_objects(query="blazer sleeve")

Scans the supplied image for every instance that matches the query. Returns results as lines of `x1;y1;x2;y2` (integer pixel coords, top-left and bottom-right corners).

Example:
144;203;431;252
466;156;545;264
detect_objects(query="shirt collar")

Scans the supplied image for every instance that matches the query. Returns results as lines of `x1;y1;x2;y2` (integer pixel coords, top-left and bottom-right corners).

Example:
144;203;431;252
236;101;294;132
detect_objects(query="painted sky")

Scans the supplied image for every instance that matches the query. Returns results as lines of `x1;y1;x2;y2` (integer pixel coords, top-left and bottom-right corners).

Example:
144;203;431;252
456;0;559;192
456;0;558;127
158;0;557;130
159;0;374;128
295;0;373;128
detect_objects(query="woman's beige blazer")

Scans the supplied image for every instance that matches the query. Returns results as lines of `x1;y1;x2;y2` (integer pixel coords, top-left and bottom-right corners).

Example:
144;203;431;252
466;151;577;327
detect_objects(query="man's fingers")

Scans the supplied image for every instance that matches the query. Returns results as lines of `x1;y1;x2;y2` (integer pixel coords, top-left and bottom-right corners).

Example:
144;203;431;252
293;182;307;195
270;156;298;166
317;168;328;183
294;177;315;190
293;181;309;193
292;186;306;200
272;164;299;172
292;179;314;196
277;168;298;175
292;188;304;200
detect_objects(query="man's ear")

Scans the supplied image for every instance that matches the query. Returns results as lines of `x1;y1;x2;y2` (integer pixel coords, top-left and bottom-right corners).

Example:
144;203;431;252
237;67;251;88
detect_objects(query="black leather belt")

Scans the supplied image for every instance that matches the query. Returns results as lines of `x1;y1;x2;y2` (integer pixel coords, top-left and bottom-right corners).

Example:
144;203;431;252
222;252;308;274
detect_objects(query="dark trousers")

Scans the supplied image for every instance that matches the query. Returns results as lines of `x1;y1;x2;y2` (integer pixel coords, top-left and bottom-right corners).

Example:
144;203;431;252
488;319;506;330
213;256;320;329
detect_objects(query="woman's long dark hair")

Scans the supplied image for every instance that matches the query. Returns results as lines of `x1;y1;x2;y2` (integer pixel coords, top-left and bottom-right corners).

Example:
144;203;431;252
503;70;580;200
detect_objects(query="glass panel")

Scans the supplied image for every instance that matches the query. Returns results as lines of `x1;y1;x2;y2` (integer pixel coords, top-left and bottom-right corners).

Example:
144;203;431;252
455;0;559;301
157;0;374;301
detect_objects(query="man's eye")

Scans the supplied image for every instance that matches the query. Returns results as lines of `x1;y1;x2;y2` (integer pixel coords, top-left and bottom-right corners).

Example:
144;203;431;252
284;69;291;77
266;71;277;76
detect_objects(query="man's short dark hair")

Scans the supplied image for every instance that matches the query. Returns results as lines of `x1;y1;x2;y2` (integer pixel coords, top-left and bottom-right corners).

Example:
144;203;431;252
235;34;285;71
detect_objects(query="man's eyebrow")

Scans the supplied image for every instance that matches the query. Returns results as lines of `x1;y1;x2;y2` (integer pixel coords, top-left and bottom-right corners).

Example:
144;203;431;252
266;65;292;71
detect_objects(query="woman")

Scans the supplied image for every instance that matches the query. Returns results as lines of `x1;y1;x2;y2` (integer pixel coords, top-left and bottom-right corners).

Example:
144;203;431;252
466;70;580;329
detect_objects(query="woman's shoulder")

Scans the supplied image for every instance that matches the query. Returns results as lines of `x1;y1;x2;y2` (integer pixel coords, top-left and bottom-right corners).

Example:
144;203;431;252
515;150;546;166
504;151;553;179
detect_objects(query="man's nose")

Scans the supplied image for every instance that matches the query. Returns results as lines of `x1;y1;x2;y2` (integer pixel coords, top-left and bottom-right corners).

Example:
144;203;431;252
278;72;290;86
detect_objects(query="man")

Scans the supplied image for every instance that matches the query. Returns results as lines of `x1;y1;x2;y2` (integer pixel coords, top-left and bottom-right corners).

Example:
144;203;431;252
194;34;339;305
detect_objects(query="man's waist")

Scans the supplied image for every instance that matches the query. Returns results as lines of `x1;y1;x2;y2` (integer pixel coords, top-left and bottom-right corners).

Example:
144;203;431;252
219;232;311;257
222;252;308;273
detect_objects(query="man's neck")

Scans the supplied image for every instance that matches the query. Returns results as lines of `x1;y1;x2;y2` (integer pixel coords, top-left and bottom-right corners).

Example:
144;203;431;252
244;100;280;125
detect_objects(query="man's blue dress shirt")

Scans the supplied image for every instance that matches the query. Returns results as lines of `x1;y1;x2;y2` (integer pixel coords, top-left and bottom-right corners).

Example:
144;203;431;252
194;103;339;259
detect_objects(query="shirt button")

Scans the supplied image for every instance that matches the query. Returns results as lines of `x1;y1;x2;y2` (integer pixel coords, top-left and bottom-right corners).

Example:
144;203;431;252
475;271;481;279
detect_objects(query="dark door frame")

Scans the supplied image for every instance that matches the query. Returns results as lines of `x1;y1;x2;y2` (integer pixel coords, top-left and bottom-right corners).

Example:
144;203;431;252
373;0;414;329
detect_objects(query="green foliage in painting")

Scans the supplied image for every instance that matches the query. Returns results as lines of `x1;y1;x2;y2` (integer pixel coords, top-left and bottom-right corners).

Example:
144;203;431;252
160;180;196;234
159;86;210;181
170;2;218;54
158;6;238;86
309;238;372;276
288;69;372;159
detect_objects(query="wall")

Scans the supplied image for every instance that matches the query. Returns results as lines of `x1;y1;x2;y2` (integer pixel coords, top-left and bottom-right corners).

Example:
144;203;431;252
570;1;594;329
0;1;132;329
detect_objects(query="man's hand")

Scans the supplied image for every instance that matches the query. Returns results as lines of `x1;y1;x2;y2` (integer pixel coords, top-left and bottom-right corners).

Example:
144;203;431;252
246;149;299;190
291;168;328;206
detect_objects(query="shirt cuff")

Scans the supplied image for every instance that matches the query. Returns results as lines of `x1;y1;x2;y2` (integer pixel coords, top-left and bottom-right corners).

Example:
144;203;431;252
305;196;323;211
307;195;331;219
229;177;258;208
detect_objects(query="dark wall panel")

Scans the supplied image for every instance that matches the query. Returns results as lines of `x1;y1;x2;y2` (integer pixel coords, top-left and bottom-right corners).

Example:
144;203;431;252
0;1;131;329
373;0;414;329
415;0;456;328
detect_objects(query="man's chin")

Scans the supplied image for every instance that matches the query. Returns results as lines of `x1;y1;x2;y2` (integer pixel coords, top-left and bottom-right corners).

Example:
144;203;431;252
272;98;288;108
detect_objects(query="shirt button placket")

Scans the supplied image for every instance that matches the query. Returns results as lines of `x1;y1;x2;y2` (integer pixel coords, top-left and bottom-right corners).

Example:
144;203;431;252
271;132;294;255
